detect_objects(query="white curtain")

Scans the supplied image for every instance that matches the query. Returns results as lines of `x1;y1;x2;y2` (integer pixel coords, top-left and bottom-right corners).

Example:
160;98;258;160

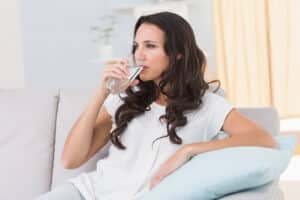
213;0;300;118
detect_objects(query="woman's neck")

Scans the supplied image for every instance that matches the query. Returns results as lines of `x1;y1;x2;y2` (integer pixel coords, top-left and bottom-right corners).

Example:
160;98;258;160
154;80;169;106
155;93;168;106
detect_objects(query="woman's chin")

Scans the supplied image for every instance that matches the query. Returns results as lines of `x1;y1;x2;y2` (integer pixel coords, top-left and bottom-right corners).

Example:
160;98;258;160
140;74;162;84
139;74;149;81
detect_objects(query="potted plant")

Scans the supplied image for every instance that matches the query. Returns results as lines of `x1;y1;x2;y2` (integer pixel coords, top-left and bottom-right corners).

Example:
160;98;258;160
90;14;117;61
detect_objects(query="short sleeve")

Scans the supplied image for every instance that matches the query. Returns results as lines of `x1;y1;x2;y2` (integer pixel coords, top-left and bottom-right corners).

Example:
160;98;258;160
103;94;123;120
204;93;234;141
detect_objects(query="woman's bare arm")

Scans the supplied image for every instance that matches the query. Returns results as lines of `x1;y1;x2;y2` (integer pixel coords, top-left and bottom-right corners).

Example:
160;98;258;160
186;109;277;156
60;58;138;169
61;88;112;169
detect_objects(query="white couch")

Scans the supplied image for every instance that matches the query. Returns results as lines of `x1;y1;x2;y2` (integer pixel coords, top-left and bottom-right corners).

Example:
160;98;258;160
0;89;284;200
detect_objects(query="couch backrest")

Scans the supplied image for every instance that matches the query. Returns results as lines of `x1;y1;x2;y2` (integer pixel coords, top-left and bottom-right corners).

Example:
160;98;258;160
0;89;58;200
238;107;280;136
50;89;110;189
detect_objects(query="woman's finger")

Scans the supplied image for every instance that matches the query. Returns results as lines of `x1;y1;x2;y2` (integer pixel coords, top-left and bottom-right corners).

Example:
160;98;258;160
106;65;129;78
107;63;129;77
104;71;125;80
116;64;129;76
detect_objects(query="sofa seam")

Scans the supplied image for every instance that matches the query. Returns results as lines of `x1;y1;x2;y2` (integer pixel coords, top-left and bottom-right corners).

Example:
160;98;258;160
49;88;61;190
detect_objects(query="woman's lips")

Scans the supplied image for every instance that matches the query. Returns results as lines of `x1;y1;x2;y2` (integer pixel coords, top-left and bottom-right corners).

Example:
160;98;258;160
139;65;148;68
139;65;148;72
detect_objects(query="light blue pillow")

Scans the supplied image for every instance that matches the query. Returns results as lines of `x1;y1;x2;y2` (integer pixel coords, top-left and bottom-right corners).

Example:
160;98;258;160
142;135;297;200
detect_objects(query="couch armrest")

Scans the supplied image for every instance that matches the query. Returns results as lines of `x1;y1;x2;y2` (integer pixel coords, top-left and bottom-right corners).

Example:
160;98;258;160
218;179;284;200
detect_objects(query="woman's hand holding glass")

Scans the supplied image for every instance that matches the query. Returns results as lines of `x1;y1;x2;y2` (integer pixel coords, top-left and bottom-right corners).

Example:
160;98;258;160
99;57;141;95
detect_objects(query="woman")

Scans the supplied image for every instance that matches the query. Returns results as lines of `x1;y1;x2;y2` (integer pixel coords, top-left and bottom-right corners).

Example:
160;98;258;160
37;12;276;200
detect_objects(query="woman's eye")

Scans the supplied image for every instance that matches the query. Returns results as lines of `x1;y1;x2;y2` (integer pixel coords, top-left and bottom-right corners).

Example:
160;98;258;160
146;44;156;48
132;43;156;51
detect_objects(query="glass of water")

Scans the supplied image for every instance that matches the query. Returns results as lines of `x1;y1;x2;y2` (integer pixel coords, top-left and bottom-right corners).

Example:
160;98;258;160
106;55;143;94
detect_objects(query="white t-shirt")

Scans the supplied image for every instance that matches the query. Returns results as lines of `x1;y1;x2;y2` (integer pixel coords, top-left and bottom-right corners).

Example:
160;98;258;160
69;91;234;200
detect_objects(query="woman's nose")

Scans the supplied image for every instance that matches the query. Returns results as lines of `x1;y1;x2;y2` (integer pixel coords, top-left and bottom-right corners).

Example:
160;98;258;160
135;50;146;63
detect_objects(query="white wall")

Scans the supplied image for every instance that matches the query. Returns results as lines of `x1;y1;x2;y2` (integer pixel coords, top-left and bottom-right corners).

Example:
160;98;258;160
0;0;25;89
20;0;215;90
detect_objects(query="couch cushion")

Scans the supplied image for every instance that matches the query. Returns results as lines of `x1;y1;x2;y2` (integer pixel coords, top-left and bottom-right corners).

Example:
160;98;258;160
51;89;110;189
219;180;284;200
0;89;58;200
142;135;297;200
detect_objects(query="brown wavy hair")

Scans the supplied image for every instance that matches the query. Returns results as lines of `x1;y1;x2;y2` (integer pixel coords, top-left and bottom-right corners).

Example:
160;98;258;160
110;12;219;149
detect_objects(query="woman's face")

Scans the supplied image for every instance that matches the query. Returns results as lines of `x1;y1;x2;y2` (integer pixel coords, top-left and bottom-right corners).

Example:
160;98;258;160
134;23;170;84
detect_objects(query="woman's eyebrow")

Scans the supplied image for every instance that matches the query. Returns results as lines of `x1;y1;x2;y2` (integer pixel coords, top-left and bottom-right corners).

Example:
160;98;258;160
143;40;157;43
133;40;158;44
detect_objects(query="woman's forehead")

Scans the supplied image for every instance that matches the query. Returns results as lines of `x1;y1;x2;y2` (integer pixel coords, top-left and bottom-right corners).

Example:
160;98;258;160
135;23;164;43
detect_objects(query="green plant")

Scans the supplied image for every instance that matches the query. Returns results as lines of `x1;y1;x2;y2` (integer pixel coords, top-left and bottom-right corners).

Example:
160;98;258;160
90;14;117;45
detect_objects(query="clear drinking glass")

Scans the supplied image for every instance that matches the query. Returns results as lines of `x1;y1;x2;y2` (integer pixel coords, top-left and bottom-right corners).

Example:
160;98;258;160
106;55;143;94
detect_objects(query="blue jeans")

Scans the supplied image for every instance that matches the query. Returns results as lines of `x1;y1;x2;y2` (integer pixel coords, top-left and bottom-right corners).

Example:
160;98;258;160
35;182;85;200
